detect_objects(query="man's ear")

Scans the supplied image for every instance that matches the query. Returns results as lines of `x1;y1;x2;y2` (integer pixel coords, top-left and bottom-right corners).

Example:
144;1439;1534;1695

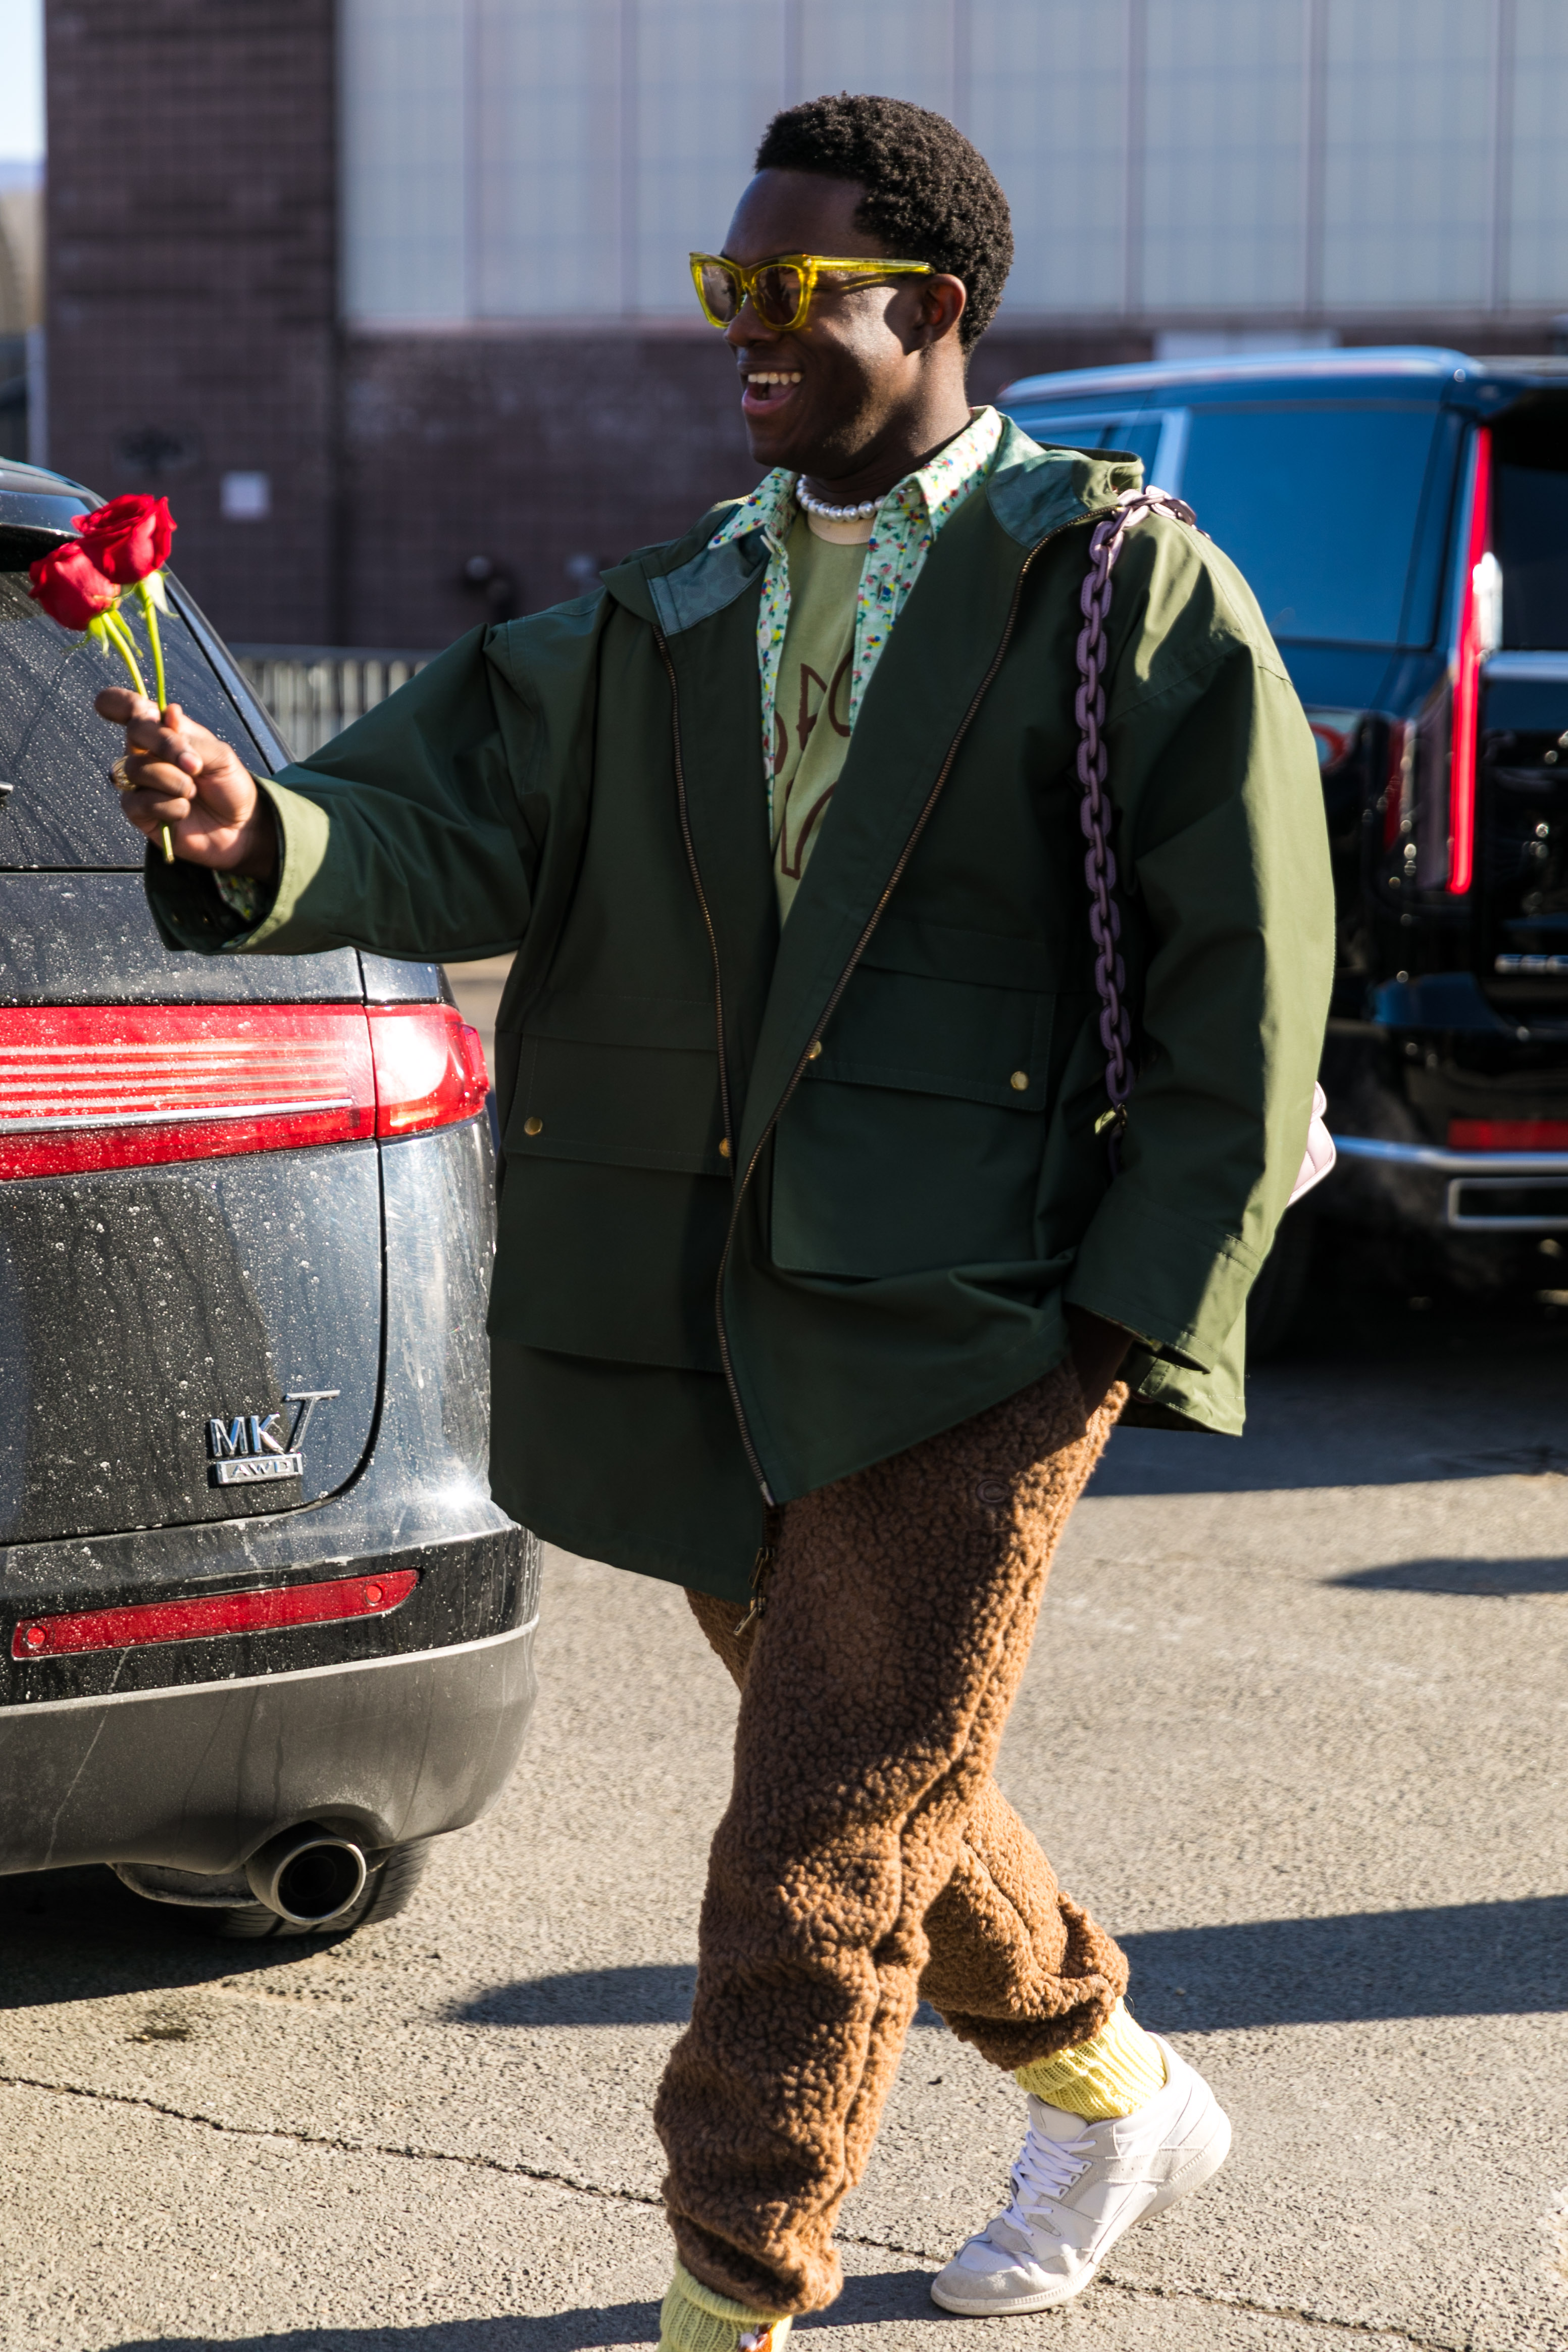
922;273;968;349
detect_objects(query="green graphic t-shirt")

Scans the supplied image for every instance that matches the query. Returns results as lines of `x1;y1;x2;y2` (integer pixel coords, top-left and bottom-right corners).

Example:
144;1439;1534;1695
770;514;869;922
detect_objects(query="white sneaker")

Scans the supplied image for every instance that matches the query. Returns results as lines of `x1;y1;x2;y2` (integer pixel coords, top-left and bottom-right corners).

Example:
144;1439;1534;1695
929;2036;1230;2315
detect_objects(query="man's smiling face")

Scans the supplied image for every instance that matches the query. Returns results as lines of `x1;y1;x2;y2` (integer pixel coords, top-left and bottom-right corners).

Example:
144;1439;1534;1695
722;168;962;484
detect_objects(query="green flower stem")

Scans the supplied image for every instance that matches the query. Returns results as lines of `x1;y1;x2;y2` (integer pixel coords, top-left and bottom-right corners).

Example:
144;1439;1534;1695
134;577;168;712
97;608;147;696
93;609;173;864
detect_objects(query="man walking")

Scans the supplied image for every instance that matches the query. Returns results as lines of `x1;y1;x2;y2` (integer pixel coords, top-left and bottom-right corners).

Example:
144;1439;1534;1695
106;94;1332;2350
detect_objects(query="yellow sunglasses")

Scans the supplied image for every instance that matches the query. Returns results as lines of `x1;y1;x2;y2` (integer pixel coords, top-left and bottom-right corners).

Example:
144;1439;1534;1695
690;251;934;333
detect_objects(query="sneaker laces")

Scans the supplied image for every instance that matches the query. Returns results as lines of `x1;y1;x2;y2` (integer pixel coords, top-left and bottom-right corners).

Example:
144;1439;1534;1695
984;2118;1096;2261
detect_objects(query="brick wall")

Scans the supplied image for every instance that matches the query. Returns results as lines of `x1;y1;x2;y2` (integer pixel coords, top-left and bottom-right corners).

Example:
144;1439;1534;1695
45;0;339;643
337;321;1161;651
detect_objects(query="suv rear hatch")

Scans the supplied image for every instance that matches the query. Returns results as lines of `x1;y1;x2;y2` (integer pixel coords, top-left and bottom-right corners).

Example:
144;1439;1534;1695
0;474;382;1544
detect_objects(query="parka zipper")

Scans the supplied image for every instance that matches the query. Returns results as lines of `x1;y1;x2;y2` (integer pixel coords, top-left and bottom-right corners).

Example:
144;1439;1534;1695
658;505;1117;1506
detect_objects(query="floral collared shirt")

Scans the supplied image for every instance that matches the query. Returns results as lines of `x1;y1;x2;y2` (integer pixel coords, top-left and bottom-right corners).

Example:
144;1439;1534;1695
707;405;1005;825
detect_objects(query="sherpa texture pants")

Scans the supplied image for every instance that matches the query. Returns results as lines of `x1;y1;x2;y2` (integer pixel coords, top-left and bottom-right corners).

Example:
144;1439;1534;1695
653;1361;1130;2317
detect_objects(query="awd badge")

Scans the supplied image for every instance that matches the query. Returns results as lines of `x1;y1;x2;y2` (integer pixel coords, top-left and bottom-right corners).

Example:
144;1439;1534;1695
207;1389;338;1487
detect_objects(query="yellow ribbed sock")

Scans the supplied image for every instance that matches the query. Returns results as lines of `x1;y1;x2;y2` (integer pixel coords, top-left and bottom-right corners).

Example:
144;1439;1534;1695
659;2260;792;2352
1014;1998;1167;2120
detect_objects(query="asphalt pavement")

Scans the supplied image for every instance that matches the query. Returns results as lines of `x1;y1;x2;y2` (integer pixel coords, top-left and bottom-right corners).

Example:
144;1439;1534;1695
1;1272;1565;2350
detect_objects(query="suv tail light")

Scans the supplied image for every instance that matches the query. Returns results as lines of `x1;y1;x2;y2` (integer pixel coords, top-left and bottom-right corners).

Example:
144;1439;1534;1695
0;1001;486;1179
368;1002;490;1137
1446;426;1495;896
1450;1118;1568;1149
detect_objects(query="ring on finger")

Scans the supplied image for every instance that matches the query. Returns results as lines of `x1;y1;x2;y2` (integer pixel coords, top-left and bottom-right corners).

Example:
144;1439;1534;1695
110;756;134;792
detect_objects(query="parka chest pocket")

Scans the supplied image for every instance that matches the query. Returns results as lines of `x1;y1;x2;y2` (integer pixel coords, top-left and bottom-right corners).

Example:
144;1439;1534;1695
770;922;1068;1281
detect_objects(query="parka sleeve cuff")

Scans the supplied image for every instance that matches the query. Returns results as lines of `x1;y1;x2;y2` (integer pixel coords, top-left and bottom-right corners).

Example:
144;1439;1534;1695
142;776;321;956
1065;1188;1263;1374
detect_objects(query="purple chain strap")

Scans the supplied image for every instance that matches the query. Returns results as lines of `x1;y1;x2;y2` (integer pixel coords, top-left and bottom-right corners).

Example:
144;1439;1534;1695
1074;485;1201;1173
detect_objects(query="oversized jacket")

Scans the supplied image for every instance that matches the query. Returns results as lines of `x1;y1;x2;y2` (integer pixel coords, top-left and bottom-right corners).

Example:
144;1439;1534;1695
148;424;1335;1605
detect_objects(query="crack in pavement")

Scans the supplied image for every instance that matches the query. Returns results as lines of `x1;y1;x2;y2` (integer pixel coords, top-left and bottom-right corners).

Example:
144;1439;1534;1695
0;2074;1473;2351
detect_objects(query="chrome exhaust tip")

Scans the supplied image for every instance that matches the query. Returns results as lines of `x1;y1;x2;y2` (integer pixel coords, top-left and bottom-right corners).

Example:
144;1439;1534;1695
244;1826;369;1926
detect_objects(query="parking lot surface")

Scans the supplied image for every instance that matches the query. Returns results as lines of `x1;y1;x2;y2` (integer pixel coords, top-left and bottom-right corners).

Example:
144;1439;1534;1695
1;1282;1564;2351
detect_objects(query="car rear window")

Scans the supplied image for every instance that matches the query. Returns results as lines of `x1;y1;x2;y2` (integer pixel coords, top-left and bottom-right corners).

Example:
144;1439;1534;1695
1176;403;1445;646
0;541;270;869
1492;402;1568;650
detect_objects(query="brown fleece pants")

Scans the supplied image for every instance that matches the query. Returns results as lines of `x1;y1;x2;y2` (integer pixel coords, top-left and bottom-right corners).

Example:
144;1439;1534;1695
653;1362;1130;2317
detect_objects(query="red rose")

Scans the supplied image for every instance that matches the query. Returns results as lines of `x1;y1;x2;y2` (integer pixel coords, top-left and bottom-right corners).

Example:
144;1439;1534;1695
28;540;119;631
71;493;176;584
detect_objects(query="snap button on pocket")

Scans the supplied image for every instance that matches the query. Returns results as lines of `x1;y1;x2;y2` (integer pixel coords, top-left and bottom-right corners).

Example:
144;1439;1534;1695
1009;1070;1029;1091
975;1477;1009;1507
523;1116;543;1136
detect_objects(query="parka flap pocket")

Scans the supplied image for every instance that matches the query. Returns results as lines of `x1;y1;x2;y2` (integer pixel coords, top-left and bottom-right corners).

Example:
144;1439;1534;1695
807;963;1053;1110
508;1007;728;1177
772;961;1061;1278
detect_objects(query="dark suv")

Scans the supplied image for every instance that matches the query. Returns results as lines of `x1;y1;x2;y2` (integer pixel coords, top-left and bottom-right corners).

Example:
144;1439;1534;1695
0;460;536;1936
1003;347;1568;1327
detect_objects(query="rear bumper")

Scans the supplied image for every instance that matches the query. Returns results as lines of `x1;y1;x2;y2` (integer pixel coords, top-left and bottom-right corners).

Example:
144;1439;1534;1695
0;1618;536;1877
1332;1133;1568;1230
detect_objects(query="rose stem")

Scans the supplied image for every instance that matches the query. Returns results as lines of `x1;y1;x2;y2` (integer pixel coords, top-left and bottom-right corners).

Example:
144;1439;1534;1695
102;607;173;863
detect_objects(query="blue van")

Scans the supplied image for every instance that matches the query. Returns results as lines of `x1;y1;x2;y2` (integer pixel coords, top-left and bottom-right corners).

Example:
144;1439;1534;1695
1002;347;1568;1337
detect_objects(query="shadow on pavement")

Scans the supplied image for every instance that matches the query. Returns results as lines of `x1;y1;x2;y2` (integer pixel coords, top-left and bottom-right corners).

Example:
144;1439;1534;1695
1121;1893;1568;2030
448;1895;1568;2035
0;1863;370;2009
449;1963;696;2028
1090;1281;1568;1497
108;2312;665;2351
1332;1555;1568;1593
104;2273;951;2347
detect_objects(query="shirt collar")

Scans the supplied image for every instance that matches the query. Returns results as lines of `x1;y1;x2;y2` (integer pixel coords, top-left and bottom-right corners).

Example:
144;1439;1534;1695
708;404;1004;554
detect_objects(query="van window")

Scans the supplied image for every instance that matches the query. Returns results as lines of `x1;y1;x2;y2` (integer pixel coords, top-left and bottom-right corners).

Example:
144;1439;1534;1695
1010;413;1165;477
0;547;269;869
1176;404;1444;646
1492;403;1568;649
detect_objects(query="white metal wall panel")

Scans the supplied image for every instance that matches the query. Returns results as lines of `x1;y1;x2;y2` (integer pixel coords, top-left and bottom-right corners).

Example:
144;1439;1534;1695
969;0;1125;315
1320;0;1492;311
473;0;621;318
1506;0;1568;308
1141;0;1304;312
341;0;467;322
797;0;954;120
633;0;789;316
340;0;1568;327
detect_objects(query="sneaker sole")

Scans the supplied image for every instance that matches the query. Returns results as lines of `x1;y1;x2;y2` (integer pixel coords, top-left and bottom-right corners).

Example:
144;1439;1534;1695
928;2100;1232;2317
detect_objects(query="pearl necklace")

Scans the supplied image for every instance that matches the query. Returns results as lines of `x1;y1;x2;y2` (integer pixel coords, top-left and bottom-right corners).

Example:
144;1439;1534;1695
796;481;881;521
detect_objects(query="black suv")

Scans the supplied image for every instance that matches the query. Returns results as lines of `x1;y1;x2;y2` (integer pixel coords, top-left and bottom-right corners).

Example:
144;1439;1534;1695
1003;347;1568;1326
0;460;536;1936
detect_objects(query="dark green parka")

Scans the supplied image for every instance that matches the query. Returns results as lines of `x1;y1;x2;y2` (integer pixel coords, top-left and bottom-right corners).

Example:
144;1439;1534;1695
150;424;1334;1605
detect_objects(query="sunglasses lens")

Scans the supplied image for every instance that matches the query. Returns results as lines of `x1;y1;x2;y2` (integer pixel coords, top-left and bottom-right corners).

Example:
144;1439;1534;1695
752;263;806;328
696;260;739;324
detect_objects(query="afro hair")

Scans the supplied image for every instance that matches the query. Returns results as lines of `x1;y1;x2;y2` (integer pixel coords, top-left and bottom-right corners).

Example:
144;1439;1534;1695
754;92;1013;351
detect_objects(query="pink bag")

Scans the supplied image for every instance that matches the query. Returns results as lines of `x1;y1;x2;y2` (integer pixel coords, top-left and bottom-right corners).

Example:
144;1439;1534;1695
1074;485;1335;1207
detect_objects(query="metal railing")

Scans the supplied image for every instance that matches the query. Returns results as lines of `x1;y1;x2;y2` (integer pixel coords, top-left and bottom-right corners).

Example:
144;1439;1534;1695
230;644;437;761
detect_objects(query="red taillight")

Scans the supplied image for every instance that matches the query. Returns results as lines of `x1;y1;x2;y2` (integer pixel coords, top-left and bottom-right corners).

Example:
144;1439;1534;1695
0;999;488;1179
11;1568;418;1659
0;1005;375;1179
1447;427;1493;897
1449;1119;1568;1150
368;1003;489;1137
